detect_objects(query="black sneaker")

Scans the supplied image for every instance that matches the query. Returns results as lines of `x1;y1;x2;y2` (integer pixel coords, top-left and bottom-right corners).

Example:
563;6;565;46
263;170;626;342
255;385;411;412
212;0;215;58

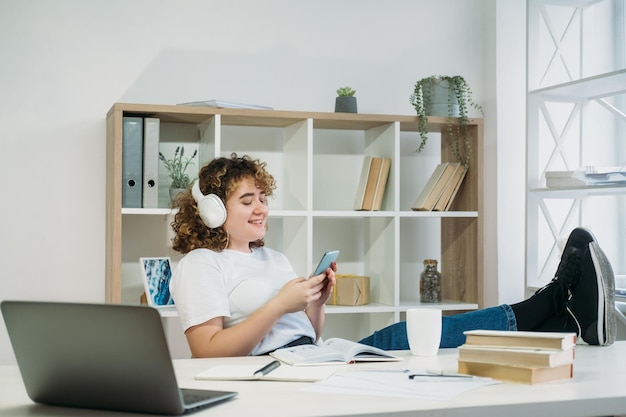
567;237;616;345
534;227;595;315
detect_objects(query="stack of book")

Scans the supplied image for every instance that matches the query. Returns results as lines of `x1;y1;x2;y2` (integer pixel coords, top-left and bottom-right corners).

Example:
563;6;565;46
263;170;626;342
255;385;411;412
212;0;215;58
457;330;577;384
411;162;468;211
354;156;391;211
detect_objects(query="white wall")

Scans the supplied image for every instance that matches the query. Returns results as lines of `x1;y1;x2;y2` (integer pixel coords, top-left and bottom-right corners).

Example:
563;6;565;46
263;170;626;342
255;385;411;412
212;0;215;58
495;0;527;303
0;0;525;365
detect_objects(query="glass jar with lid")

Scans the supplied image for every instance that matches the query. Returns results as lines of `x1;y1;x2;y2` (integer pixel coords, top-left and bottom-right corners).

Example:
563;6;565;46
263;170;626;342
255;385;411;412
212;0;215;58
420;259;441;303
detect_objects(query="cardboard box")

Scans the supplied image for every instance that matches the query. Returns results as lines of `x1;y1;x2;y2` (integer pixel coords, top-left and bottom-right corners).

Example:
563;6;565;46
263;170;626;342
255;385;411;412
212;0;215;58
327;274;370;306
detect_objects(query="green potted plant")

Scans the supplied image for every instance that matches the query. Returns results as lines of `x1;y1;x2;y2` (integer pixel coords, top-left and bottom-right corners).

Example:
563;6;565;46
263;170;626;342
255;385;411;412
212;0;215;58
159;145;197;201
410;75;483;167
335;86;357;113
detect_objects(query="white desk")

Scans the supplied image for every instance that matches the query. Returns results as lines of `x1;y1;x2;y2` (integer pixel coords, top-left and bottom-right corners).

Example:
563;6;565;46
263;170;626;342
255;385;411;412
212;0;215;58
2;343;626;417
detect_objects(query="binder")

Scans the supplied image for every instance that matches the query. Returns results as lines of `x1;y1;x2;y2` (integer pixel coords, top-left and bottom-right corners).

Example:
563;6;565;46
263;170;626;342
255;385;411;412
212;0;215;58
142;118;160;208
122;117;143;208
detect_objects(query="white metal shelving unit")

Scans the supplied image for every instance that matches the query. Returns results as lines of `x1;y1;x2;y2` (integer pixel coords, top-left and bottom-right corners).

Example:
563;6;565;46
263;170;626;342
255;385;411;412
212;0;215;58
526;0;626;289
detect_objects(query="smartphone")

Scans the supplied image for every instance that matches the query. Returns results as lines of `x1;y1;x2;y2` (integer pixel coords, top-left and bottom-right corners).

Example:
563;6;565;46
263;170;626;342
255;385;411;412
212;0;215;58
312;250;340;277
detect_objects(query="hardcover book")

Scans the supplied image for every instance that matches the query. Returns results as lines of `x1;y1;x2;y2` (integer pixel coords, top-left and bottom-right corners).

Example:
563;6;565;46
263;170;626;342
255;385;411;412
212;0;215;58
354;157;383;211
434;164;468;211
371;157;391;211
545;171;586;188
412;163;458;211
457;360;574;384
463;330;577;351
457;345;575;368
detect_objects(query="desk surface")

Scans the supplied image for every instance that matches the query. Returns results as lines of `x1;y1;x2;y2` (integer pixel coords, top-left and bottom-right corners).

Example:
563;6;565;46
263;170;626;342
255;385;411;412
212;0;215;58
2;343;626;417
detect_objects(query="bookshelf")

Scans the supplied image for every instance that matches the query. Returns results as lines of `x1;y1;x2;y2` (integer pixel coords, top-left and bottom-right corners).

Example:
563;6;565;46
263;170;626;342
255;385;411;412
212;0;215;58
105;103;484;341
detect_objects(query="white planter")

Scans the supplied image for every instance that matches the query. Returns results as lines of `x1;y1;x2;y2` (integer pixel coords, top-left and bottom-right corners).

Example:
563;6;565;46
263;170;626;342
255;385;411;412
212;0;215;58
425;79;460;117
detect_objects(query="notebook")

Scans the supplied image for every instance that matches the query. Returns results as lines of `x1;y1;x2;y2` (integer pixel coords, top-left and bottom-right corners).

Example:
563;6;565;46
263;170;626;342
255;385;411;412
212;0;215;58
1;300;237;415
140;257;177;311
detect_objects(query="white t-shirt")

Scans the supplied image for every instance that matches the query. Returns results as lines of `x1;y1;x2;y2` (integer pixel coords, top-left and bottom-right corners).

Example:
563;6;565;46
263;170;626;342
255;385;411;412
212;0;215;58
170;247;316;356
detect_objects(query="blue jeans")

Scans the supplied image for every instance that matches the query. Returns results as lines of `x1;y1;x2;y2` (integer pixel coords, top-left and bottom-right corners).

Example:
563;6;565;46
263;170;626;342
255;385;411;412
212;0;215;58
358;305;517;350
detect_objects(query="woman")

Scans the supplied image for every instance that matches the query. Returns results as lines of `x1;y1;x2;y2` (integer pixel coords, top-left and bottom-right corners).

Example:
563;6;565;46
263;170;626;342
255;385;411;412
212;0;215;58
170;154;615;358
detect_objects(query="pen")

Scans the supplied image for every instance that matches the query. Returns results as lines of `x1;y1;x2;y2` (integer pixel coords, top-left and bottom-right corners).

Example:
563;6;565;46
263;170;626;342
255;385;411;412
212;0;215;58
425;369;473;378
408;371;473;381
253;360;281;377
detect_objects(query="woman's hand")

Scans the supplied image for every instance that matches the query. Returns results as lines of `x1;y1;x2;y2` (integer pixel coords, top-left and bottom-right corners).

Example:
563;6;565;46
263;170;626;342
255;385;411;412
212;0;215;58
303;261;337;340
270;274;328;313
310;261;337;308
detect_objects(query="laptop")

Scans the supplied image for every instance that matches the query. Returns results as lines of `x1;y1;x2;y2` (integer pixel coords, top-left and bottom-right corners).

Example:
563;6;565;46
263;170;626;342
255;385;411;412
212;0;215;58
140;257;176;310
1;300;237;415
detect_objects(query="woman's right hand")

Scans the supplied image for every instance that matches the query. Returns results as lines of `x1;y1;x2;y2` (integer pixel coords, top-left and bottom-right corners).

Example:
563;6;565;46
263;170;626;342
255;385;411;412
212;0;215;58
271;275;327;313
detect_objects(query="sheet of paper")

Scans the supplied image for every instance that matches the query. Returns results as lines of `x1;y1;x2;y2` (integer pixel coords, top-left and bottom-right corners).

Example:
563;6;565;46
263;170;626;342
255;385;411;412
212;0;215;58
196;364;338;382
304;368;499;400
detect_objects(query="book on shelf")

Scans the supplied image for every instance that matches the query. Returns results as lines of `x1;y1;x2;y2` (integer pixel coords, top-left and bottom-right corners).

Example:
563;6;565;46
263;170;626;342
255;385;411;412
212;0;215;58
411;163;448;211
457;344;575;368
353;156;373;210
354;156;383;211
195;362;337;382
142;118;160;208
371;157;391;211
545;171;586;188
177;99;273;110
457;360;573;384
463;330;577;351
546;167;626;187
412;162;458;211
122;116;143;208
269;337;401;366
434;163;468;211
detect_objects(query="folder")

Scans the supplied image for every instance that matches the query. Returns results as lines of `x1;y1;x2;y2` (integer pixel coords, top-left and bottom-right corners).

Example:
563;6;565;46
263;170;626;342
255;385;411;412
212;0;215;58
142;118;160;208
122;117;143;208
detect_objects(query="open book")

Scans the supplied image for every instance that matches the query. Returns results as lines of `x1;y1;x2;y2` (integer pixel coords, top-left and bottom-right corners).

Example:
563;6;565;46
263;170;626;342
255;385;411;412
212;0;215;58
269;338;401;366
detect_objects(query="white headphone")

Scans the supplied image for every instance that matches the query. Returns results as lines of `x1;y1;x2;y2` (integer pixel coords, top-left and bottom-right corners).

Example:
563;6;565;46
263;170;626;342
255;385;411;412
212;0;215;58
191;180;227;228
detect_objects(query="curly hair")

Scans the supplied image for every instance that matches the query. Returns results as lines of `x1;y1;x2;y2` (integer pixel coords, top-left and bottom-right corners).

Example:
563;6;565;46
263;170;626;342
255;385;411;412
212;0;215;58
171;153;276;254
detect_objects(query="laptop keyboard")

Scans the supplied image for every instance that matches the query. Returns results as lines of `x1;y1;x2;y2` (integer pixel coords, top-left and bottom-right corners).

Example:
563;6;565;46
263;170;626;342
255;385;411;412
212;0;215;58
182;389;213;404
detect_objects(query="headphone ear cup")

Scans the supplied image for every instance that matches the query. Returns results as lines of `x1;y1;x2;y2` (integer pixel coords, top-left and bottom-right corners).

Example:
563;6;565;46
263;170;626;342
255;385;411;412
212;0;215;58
192;180;227;228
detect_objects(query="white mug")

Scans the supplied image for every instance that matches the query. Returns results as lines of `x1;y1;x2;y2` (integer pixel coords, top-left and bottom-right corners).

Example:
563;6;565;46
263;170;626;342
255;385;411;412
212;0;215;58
406;308;442;356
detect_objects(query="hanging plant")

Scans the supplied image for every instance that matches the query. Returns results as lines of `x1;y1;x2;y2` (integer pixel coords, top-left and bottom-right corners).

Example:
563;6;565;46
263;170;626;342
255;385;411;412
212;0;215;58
410;75;483;167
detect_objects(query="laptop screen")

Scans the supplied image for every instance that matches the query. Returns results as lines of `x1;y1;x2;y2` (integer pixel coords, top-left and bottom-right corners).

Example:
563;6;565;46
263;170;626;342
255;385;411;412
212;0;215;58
1;301;237;415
